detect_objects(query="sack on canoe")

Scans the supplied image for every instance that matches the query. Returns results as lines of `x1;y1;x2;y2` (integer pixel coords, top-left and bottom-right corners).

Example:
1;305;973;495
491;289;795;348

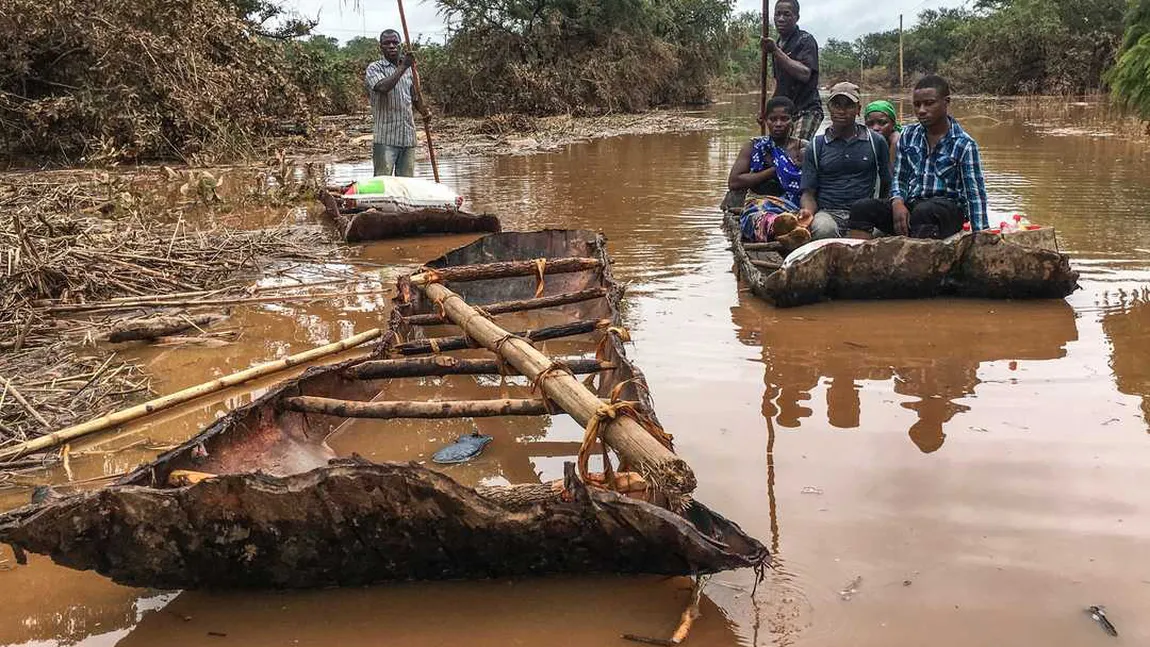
340;176;465;214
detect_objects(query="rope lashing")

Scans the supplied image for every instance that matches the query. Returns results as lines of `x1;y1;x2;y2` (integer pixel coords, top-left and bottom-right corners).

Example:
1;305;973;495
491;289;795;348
530;360;575;415
533;258;547;298
595;325;631;361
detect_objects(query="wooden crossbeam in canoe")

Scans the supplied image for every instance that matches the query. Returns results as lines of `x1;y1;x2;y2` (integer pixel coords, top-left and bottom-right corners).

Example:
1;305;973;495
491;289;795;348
402;287;609;326
411;257;601;285
391;318;608;356
412;281;696;497
281;396;572;419
344;356;614;380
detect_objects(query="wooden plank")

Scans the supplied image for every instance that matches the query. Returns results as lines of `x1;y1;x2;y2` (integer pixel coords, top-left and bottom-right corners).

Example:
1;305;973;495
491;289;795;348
345;356;613;380
415;281;696;497
412;257;601;284
403;287;608;326
281;396;566;419
391;319;607;356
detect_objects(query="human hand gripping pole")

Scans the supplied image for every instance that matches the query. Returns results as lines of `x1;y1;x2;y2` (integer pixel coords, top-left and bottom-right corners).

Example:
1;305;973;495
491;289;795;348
396;0;440;183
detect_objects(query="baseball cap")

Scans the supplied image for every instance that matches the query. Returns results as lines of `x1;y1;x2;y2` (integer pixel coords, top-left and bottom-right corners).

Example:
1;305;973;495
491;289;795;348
828;82;861;104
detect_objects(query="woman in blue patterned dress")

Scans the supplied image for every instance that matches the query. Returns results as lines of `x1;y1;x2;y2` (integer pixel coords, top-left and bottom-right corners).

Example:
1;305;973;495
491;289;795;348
727;96;809;243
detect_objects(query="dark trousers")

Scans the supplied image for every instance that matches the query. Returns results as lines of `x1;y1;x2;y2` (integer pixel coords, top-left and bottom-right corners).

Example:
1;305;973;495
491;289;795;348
848;198;966;239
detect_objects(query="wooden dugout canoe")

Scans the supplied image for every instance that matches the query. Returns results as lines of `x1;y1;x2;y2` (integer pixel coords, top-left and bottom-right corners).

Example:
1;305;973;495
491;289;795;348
721;197;1080;308
318;187;501;242
0;230;767;590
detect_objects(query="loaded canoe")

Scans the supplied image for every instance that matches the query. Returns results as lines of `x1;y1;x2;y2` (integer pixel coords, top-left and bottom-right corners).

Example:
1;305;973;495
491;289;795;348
318;183;501;242
721;202;1080;308
0;230;767;590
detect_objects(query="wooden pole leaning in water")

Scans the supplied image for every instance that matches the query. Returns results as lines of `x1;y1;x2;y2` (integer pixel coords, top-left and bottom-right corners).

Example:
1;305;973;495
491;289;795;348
0;329;384;462
410;274;697;497
397;0;441;183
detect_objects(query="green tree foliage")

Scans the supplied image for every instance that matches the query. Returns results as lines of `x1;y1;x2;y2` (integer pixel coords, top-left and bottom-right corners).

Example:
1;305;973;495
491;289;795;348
1108;0;1150;118
420;0;735;115
820;38;861;84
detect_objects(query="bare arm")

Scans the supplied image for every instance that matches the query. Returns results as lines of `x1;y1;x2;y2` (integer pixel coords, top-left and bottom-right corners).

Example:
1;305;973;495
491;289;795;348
800;189;818;216
772;49;812;84
366;58;411;96
728;141;776;191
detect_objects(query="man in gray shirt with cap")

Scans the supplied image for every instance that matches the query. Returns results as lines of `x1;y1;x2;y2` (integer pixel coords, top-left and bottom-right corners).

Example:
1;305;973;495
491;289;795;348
798;82;891;239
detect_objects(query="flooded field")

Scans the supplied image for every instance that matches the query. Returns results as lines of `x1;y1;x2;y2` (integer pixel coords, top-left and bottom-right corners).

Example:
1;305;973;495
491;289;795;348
2;95;1150;646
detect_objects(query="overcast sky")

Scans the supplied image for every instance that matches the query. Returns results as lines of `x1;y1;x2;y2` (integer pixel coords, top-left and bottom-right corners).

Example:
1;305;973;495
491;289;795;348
286;0;969;46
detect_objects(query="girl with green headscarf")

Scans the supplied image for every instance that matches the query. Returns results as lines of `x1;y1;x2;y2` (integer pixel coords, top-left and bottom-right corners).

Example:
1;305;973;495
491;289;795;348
864;99;901;171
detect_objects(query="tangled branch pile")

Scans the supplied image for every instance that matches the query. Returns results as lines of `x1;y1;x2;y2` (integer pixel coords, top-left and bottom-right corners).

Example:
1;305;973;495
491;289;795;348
0;169;335;456
0;0;311;163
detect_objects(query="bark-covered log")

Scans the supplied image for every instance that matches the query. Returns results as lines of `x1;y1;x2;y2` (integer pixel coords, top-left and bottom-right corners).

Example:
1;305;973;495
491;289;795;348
280;396;567;419
411;257;602;285
391;318;608;356
403;287;608;326
105;314;225;343
343;356;612;380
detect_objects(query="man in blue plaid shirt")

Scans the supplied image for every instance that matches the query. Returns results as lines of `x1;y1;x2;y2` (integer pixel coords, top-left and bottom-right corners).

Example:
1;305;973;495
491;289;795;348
847;75;989;239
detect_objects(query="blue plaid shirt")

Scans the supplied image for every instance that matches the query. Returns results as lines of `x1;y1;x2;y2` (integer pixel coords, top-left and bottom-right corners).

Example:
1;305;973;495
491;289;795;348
892;117;989;230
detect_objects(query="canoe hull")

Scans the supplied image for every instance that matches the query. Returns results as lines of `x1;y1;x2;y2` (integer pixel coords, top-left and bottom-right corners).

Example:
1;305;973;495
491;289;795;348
319;190;501;242
0;463;762;589
722;210;1080;307
0;229;767;589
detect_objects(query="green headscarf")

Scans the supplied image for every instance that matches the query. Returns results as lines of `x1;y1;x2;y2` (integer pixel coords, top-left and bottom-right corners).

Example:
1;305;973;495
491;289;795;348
864;100;901;132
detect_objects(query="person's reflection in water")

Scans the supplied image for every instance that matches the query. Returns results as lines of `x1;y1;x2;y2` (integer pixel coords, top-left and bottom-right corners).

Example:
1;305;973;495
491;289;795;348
826;376;862;429
895;362;977;453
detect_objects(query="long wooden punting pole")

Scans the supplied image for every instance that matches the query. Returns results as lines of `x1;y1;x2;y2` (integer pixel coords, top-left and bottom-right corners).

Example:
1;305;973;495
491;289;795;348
282;396;573;419
345;356;612;380
397;0;440;183
0;329;383;462
760;0;770;135
410;274;697;496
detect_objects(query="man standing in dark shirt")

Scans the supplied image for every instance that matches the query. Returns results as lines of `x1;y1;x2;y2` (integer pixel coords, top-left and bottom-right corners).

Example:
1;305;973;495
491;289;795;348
763;0;822;142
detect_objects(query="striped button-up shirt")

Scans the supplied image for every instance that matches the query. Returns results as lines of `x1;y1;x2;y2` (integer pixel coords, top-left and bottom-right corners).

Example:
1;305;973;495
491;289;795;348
365;58;416;147
892;117;989;230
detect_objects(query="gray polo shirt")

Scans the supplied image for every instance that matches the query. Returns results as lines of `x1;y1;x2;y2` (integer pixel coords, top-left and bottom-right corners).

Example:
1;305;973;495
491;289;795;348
800;124;891;211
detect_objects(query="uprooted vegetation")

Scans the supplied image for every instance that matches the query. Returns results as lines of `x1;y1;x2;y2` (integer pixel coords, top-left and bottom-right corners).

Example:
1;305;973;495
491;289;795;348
0;166;347;462
0;0;312;163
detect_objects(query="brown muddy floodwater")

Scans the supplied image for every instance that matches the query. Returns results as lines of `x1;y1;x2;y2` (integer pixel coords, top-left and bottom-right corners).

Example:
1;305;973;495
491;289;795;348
3;95;1150;646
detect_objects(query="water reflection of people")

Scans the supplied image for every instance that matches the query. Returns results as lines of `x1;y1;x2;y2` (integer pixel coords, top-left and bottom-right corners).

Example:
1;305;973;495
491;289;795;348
734;297;1078;453
1100;293;1150;428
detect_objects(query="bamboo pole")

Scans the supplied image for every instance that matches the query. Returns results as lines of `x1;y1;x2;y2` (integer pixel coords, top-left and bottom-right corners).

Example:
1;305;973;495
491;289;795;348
411;257;601;285
392;318;607;356
344;356;612;380
281;396;571;419
397;0;441;183
414;281;696;497
403;287;608;326
46;289;391;314
0;329;384;462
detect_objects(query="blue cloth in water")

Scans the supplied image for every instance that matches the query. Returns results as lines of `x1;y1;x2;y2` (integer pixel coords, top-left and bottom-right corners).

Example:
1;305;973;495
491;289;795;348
432;433;493;464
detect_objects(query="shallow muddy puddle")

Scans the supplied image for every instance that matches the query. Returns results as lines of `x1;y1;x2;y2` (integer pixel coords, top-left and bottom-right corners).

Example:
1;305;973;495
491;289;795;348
4;95;1150;646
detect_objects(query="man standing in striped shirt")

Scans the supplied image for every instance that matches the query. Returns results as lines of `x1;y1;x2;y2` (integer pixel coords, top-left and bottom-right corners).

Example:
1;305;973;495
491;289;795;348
847;75;990;239
365;29;429;177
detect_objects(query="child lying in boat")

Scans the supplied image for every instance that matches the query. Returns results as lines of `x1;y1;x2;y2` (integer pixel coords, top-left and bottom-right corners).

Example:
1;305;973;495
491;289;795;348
727;96;812;249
